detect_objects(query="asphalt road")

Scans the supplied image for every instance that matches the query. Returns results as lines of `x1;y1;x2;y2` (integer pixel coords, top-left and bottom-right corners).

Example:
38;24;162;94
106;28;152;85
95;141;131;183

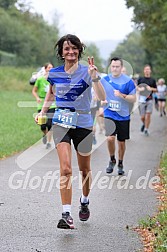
0;107;167;252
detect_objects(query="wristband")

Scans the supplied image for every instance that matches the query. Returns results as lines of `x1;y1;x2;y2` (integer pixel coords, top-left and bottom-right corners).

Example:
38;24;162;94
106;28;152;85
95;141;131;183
92;76;101;82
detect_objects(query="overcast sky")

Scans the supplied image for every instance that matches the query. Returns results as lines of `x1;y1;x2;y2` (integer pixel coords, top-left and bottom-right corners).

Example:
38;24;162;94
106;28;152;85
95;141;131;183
30;0;134;42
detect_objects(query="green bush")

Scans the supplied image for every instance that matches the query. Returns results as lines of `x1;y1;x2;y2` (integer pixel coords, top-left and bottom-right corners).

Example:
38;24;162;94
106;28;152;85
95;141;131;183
0;50;17;66
0;66;36;91
0;67;43;158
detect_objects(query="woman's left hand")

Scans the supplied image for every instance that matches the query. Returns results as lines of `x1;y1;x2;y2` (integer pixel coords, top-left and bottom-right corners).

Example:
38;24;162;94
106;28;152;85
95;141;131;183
88;56;97;78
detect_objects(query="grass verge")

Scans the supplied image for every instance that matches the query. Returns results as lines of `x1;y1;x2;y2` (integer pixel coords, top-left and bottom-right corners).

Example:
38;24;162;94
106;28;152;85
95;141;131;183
0;90;41;159
134;152;167;252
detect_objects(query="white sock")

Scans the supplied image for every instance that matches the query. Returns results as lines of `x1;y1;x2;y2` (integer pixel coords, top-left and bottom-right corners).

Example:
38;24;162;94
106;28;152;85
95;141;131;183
63;204;71;214
81;194;89;204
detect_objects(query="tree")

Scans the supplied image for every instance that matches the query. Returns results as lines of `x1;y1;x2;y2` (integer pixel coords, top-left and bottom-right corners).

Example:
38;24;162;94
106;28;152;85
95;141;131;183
82;43;104;73
125;0;167;79
15;0;33;13
0;2;60;66
0;1;103;69
0;0;17;9
108;30;146;75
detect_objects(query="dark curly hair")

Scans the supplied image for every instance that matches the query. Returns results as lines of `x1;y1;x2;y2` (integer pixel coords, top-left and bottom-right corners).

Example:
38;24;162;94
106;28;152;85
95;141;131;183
54;34;86;61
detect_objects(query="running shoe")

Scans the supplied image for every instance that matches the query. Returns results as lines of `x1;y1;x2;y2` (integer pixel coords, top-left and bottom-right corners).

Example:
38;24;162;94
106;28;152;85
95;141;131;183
118;164;125;175
79;199;90;221
46;143;51;149
42;135;47;144
57;212;74;229
140;124;145;132
106;159;116;173
144;130;149;136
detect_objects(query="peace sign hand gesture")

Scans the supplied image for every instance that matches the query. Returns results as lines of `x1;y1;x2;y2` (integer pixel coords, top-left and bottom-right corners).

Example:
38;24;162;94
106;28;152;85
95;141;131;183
88;56;98;79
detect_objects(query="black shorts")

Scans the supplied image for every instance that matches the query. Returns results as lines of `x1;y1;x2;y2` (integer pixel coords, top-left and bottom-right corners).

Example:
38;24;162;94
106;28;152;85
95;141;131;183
158;98;166;102
52;125;93;153
104;117;130;141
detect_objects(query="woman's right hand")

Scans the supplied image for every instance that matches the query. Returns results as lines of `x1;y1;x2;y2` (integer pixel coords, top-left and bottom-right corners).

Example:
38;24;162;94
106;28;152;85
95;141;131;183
36;97;42;103
35;111;44;124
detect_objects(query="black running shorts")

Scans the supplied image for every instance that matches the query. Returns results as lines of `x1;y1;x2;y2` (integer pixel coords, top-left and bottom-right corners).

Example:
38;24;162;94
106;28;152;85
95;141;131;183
52;125;93;153
104;117;130;141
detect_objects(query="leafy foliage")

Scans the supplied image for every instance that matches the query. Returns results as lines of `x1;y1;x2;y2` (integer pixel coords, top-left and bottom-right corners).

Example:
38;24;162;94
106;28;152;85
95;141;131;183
83;43;104;72
0;1;103;69
125;0;167;79
0;6;60;66
108;30;146;75
0;0;17;9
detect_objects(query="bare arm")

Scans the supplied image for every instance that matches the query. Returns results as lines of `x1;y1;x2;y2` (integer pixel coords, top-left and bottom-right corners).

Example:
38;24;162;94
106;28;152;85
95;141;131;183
87;56;106;101
136;86;145;92
35;85;55;123
41;85;55;113
114;90;136;103
32;86;41;103
137;84;157;93
121;93;136;103
146;85;157;92
92;80;106;101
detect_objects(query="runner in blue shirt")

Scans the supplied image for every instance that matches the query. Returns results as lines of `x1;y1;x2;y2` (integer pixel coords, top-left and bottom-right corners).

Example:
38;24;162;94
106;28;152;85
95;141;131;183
101;57;136;175
35;34;105;229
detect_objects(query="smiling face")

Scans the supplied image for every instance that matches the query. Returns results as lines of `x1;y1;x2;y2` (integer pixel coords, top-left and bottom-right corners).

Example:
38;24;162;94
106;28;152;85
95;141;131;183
62;40;80;64
55;34;85;64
